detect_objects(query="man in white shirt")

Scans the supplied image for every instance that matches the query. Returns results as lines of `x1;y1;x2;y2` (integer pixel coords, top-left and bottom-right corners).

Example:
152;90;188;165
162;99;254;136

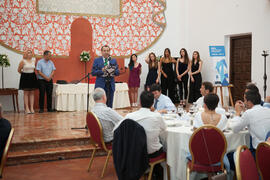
195;82;213;107
125;91;166;156
195;81;225;114
91;88;123;142
230;90;270;150
150;84;176;113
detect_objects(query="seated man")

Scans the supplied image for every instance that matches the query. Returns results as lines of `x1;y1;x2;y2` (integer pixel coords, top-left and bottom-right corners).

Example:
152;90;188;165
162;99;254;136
124;91;166;179
150;84;176;113
230;90;270;151
0;104;11;161
245;82;270;107
91;88;123;142
195;81;224;114
195;81;214;107
125;91;166;156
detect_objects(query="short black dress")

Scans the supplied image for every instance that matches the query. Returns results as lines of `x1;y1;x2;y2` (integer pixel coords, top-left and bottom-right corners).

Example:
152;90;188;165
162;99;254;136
19;59;38;90
145;65;158;87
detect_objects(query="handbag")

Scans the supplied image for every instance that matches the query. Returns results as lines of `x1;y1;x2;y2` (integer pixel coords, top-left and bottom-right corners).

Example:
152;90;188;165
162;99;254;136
210;172;227;180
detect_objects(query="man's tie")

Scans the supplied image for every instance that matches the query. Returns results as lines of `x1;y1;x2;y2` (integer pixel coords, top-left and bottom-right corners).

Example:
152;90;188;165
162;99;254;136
154;99;158;109
104;58;108;66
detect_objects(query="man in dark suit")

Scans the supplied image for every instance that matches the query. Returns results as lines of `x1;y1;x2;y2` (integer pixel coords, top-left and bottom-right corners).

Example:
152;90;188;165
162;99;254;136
91;45;119;108
0;104;11;161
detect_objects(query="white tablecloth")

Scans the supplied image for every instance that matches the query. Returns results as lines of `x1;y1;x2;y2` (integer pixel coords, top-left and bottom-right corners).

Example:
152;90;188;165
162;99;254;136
161;122;250;180
53;83;130;111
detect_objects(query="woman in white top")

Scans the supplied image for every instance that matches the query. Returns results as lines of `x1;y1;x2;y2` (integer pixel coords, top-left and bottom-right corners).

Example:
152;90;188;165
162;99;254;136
193;93;228;131
18;50;38;114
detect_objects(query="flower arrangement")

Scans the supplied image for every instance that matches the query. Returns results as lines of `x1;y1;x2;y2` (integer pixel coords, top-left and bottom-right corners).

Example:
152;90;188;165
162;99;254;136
156;55;162;62
0;54;10;88
80;51;90;62
0;54;10;67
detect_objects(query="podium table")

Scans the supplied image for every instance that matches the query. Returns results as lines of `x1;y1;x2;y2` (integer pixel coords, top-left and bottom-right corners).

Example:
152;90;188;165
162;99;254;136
53;83;130;111
0;88;19;112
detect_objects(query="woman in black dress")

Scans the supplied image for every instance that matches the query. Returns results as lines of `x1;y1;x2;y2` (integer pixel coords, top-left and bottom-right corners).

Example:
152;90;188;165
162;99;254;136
159;48;176;101
176;48;190;106
145;52;159;91
188;51;203;103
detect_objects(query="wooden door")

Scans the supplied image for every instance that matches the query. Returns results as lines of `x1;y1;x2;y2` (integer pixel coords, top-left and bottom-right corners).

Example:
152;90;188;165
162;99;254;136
230;35;252;102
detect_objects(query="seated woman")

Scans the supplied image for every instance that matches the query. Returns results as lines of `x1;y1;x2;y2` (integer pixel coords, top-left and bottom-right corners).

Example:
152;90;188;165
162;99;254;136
191;93;230;173
194;93;228;131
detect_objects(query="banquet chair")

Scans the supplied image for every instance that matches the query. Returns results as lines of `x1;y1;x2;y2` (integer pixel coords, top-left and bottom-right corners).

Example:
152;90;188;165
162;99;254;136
148;152;170;180
186;125;227;180
86;112;112;178
235;145;259;180
256;142;270;180
0;128;14;178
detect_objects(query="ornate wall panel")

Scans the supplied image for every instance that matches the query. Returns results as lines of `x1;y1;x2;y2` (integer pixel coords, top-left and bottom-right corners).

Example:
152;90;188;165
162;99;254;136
0;0;166;57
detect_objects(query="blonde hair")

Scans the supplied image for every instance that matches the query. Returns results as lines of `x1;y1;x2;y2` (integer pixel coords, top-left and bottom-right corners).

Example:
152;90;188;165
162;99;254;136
23;50;33;60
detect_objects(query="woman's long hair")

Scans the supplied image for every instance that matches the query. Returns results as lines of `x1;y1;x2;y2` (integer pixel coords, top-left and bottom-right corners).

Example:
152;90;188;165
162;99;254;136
164;48;172;59
192;51;201;65
180;48;189;64
128;54;137;70
148;52;158;69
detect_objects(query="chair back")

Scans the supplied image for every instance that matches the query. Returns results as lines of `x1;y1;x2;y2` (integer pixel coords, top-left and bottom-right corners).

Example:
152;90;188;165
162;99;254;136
0;128;14;178
235;145;259;180
256;142;270;180
86;112;108;151
189;125;227;169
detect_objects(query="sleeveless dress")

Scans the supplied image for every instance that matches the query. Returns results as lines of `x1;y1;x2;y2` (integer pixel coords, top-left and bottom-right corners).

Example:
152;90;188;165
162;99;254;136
177;61;189;100
188;61;202;103
161;61;175;101
145;64;158;87
128;63;141;88
178;61;188;81
19;59;38;90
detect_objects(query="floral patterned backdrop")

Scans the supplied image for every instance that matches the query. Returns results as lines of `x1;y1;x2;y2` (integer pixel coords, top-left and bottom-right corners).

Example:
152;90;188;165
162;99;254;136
0;0;166;57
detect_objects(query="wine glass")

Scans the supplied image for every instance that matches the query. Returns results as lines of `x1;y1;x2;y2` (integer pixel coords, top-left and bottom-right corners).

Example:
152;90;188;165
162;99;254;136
177;106;184;117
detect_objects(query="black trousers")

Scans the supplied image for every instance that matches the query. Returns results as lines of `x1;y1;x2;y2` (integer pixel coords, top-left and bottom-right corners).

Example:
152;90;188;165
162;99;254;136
188;74;202;103
38;79;53;110
161;75;175;101
177;75;188;100
148;148;164;180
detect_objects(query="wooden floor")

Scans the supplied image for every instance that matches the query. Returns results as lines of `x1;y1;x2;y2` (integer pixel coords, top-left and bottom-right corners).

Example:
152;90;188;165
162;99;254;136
2;109;138;179
5;109;132;144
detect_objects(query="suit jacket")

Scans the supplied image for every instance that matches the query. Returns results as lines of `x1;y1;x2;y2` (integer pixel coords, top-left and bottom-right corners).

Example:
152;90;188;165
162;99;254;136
0;118;11;160
113;119;149;180
91;56;119;91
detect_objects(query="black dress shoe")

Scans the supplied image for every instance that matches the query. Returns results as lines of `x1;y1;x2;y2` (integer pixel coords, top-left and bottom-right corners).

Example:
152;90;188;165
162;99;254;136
39;110;44;113
48;109;55;112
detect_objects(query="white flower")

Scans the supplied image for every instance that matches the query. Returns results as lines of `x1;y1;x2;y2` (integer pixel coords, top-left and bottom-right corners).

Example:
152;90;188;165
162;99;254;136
80;51;90;62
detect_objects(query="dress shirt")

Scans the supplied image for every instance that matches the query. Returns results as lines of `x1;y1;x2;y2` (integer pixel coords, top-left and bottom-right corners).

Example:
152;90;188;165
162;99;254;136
36;59;56;79
154;94;176;111
194;112;228;131
230;105;270;148
124;108;166;154
263;102;270;108
195;96;225;114
195;96;222;109
91;103;123;142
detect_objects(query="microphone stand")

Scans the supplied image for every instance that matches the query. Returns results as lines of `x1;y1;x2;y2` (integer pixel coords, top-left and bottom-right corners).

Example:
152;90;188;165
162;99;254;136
262;50;269;99
71;73;91;130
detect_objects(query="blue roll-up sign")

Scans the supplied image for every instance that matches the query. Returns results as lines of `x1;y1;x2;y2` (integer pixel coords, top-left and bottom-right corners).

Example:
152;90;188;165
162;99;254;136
209;46;229;86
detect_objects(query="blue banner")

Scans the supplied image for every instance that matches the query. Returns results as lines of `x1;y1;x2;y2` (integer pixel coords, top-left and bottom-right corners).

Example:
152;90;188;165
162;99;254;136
209;46;229;86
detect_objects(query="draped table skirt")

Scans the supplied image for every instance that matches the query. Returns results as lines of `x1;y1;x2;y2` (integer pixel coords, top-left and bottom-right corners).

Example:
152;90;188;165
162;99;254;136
52;83;130;111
